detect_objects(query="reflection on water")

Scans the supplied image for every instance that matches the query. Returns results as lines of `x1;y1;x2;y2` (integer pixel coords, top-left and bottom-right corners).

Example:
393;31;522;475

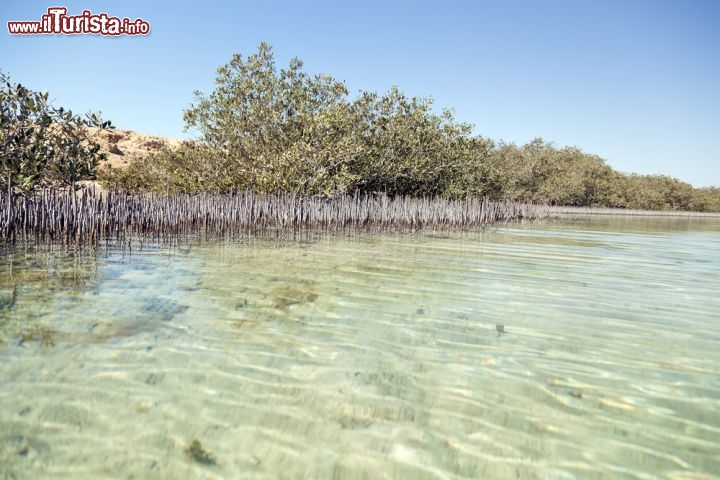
1;218;719;479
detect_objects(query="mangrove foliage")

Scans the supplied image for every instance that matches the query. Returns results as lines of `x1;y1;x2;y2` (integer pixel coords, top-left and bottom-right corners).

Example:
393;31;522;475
0;70;112;193
100;43;719;211
2;46;719;212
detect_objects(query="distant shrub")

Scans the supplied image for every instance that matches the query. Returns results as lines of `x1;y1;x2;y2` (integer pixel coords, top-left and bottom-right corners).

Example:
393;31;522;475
688;187;720;212
99;143;237;194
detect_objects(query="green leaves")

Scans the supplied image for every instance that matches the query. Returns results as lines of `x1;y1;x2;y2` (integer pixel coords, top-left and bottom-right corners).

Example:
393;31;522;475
349;86;472;196
107;43;720;211
1;71;113;193
182;43;357;195
180;44;477;197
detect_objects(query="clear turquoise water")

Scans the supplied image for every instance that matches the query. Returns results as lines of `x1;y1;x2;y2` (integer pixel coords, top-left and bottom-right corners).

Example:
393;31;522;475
1;218;719;479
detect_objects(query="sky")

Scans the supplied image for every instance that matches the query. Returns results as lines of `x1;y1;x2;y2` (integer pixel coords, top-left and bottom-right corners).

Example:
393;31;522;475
2;0;719;187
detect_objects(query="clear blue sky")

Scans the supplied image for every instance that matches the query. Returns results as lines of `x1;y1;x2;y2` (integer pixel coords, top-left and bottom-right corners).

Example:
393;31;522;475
2;0;719;187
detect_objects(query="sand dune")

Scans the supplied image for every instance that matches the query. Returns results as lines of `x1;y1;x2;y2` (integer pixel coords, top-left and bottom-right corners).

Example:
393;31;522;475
89;127;187;169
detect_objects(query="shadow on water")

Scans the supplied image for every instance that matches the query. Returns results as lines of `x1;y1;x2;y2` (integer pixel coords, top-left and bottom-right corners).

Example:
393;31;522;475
0;242;98;347
0;240;195;349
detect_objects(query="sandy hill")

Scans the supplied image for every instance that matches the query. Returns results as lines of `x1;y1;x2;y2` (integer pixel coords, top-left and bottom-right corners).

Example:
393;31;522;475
89;128;187;169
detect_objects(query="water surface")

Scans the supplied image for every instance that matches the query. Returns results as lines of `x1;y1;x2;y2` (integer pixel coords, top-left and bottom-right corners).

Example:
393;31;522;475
1;218;719;479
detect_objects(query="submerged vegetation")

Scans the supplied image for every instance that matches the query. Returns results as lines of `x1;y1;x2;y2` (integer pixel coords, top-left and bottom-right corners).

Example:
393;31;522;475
0;242;97;346
271;280;319;311
184;439;217;466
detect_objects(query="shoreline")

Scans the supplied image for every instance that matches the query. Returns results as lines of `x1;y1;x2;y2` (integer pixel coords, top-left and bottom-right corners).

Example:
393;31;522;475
547;206;720;218
2;188;719;245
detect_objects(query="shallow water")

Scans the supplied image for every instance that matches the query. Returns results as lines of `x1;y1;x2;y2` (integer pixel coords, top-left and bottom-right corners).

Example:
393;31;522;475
1;218;719;479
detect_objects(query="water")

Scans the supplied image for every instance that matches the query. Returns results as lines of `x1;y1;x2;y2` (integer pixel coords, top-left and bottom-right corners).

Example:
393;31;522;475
1;218;719;479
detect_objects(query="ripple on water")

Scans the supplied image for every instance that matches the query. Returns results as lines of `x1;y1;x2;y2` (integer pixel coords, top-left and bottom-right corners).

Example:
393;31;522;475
1;218;719;478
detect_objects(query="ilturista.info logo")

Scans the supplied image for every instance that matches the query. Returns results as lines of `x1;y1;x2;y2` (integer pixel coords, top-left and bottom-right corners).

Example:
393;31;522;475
7;7;150;36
